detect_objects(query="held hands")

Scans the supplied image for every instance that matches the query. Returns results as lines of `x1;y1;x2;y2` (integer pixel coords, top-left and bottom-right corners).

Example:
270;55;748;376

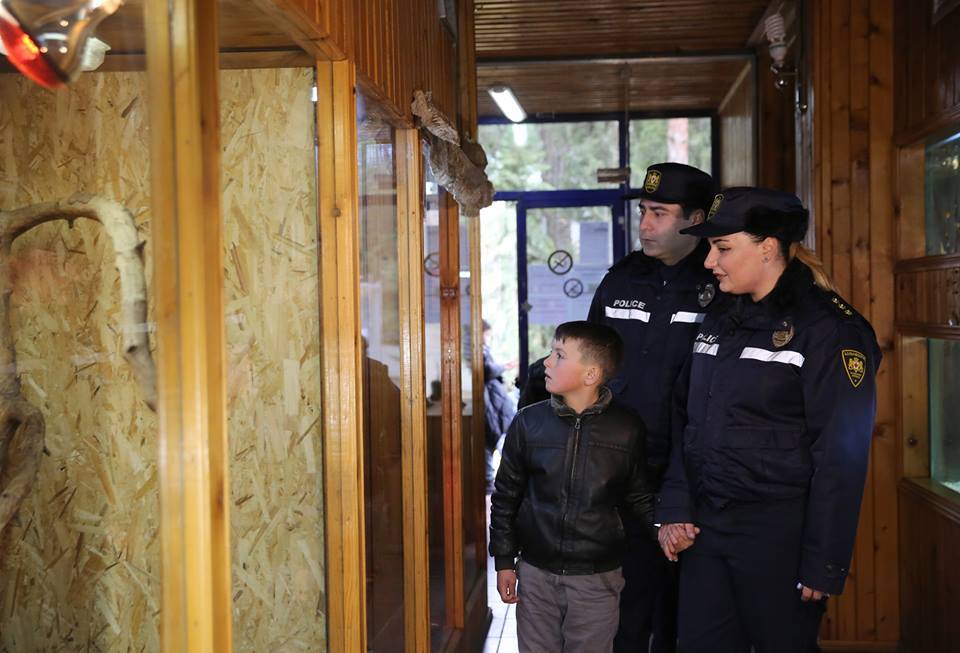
798;584;829;602
658;522;700;562
497;569;519;604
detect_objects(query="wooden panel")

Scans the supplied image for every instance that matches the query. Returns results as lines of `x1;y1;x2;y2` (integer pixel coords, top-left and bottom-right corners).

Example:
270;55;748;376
718;62;756;187
894;0;960;144
474;0;770;59
316;60;366;653
757;48;797;193
811;0;899;645
477;58;748;117
895;262;960;331
395;129;431;653
898;479;960;653
313;0;459;127
899;337;930;479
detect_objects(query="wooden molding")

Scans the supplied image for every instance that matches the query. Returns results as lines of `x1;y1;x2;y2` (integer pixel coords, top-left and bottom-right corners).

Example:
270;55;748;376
145;0;227;649
895;253;960;273
396;128;432;653
316;59;367;653
899;477;960;524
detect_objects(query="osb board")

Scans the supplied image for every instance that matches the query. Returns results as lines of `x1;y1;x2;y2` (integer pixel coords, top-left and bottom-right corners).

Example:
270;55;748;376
0;73;159;651
220;67;327;651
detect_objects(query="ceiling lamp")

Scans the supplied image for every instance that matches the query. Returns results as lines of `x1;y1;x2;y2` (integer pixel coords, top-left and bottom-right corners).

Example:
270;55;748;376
487;84;526;123
0;0;122;89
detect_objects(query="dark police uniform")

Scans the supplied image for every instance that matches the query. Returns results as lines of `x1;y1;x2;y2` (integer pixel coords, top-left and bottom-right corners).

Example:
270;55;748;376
656;188;881;653
587;162;717;653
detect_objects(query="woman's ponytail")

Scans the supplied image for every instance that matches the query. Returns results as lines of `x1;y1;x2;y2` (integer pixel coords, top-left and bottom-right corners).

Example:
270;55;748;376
789;243;838;293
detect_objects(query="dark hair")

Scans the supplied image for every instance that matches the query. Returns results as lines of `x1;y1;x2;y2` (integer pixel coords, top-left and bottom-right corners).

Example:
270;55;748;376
482;319;492;332
553;321;624;382
680;203;706;220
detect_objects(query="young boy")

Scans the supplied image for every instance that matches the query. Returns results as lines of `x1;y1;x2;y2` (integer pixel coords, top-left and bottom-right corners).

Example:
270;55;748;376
489;321;655;652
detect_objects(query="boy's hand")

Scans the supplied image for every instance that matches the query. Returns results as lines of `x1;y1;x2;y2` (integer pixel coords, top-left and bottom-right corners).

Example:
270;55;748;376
658;522;700;562
497;569;519;604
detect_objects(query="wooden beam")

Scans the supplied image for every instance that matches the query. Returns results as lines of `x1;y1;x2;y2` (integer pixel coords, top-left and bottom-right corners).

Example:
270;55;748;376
317;59;367;653
396;128;432;653
477;50;754;67
145;0;227;649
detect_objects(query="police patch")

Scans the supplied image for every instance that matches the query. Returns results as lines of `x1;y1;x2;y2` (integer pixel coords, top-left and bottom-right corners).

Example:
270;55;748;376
772;325;794;348
644;170;661;193
842;349;867;388
708;193;723;219
698;283;716;307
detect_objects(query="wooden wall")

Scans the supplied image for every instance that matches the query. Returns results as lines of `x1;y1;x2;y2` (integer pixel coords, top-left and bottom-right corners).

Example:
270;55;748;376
810;0;898;646
757;49;797;193
718;62;757;188
894;0;960;144
0;72;160;652
898;480;960;653
270;0;460;125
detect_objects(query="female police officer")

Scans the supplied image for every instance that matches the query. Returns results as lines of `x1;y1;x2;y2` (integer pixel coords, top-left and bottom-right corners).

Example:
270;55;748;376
654;187;881;653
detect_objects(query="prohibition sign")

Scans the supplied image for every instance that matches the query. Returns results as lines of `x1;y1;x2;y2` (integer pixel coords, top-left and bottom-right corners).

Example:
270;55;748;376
424;252;441;277
548;249;574;275
563;278;584;298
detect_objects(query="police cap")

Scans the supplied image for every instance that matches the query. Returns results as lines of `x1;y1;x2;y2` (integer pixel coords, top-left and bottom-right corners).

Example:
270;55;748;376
680;186;809;243
638;162;716;213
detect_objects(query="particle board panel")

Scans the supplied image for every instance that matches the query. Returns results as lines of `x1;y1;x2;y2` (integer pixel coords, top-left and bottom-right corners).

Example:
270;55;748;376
0;72;160;653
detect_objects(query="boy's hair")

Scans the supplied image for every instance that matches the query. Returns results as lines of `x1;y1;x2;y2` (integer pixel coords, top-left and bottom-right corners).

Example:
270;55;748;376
553;321;624;382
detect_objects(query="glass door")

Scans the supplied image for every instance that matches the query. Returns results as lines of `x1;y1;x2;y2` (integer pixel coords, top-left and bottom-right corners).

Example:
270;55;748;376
518;200;624;383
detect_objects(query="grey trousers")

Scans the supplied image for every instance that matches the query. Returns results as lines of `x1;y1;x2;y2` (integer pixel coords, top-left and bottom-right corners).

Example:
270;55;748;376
516;560;625;653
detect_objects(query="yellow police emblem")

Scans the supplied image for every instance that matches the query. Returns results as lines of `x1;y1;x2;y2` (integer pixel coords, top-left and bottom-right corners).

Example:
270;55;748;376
708;193;723;219
644;170;661;193
842;349;867;388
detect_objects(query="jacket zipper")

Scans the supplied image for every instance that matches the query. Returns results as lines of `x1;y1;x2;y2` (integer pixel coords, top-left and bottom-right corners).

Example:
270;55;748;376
558;416;582;573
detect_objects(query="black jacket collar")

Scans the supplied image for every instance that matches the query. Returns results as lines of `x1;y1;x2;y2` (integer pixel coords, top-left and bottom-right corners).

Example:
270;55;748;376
733;259;816;326
613;239;709;279
550;385;614;418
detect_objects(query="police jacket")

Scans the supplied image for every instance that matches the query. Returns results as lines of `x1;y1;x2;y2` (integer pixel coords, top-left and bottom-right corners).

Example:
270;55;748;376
489;387;655;574
588;241;719;468
656;260;881;596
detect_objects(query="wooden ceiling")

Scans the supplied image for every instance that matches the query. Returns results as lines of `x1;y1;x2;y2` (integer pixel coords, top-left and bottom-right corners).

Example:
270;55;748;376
478;57;750;116
475;0;771;116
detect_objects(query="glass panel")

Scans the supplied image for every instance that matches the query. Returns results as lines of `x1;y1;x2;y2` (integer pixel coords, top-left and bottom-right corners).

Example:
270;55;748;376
422;150;449;649
924;131;960;256
526;206;613;364
479;121;620;191
220;63;327;649
480;202;520;391
358;97;405;652
629;117;713;189
929;339;960;494
0;5;160;650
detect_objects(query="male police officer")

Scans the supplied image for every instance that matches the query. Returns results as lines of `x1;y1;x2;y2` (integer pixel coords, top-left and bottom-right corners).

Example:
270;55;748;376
587;162;718;653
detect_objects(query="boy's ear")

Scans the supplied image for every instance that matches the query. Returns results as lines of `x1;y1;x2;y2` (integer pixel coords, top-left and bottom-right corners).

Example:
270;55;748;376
583;364;602;387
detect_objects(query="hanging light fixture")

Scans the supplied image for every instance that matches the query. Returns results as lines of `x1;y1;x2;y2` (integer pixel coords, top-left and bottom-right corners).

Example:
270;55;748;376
0;0;122;89
487;84;526;123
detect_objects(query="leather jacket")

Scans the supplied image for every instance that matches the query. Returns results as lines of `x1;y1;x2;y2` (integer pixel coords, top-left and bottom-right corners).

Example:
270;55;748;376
489;387;655;574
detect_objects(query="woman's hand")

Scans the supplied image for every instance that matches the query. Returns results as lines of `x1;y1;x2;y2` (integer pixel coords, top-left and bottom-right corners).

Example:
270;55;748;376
497;569;519;604
658;522;700;561
798;584;828;602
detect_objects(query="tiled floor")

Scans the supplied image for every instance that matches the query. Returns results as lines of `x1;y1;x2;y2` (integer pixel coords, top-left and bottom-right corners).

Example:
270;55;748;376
483;555;518;653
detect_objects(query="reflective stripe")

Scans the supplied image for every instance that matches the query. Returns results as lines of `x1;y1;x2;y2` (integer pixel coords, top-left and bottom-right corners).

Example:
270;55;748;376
670;311;706;324
693;342;718;356
739;346;805;367
605;306;651;322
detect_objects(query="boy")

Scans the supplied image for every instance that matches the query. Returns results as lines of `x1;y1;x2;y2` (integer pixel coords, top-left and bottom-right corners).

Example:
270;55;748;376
489;321;655;652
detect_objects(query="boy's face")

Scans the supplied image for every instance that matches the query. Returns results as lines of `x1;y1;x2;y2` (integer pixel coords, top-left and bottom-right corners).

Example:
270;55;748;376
543;338;600;395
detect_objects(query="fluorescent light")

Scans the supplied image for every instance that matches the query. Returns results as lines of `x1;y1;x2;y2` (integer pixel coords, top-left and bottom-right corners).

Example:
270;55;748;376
488;84;526;123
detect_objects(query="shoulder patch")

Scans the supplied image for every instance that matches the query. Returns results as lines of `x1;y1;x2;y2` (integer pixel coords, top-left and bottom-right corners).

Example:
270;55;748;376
842;349;867;388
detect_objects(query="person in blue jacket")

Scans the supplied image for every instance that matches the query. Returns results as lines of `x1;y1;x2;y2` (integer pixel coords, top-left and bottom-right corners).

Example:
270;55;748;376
655;187;881;653
587;162;718;653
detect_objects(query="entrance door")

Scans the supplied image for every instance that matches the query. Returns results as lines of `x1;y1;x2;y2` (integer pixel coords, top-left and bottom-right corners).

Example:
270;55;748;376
517;193;625;384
